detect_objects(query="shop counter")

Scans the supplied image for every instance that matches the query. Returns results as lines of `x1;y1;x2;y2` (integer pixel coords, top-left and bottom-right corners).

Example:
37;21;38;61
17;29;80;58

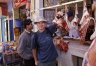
68;39;89;58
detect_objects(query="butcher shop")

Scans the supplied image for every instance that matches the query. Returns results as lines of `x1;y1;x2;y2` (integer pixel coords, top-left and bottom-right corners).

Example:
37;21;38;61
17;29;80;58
0;0;96;66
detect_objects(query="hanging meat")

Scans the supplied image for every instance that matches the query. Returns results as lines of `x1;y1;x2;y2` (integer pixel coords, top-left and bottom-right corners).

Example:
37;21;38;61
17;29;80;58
64;5;69;26
53;11;69;52
69;4;80;38
82;19;96;66
53;11;69;36
82;36;96;66
79;1;92;41
53;36;69;52
92;0;96;11
92;0;96;21
82;0;96;65
26;0;31;10
53;11;64;23
71;4;79;24
55;19;69;36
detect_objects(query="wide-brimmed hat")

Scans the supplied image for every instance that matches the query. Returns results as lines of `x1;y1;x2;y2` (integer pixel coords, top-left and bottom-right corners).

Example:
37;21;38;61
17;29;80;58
34;17;47;24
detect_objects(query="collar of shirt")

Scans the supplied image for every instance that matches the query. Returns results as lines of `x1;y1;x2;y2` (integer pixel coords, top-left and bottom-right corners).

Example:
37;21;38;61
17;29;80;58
25;29;31;34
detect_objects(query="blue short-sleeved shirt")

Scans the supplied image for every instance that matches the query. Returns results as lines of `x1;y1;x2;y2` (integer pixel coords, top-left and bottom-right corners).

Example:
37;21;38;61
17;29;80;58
32;24;58;62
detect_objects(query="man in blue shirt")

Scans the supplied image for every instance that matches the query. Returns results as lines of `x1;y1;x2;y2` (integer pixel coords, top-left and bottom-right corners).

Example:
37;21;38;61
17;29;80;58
32;17;59;66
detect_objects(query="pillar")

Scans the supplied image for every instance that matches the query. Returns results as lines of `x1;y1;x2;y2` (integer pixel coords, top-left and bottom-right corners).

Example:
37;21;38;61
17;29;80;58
35;0;43;19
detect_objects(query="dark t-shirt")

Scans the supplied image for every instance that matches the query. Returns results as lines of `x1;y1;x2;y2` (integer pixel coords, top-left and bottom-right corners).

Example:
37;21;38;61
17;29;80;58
32;24;58;62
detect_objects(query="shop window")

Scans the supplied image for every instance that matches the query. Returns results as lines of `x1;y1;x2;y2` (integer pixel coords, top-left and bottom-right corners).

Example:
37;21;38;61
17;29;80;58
43;9;55;25
43;0;58;7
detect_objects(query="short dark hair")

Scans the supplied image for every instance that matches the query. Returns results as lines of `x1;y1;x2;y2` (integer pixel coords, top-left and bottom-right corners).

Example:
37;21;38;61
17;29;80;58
24;19;32;28
67;11;74;18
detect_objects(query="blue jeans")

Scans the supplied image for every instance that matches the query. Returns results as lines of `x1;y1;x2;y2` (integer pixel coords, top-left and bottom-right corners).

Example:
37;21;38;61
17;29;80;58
38;60;57;66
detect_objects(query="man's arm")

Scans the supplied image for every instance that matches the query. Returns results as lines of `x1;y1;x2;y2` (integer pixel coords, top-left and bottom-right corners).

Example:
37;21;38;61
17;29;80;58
32;49;38;66
47;23;58;34
17;36;26;54
31;33;38;66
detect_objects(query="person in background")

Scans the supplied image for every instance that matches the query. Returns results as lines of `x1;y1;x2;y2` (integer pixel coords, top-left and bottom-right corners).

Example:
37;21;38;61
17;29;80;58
32;17;59;66
17;19;35;66
67;11;74;23
67;11;79;38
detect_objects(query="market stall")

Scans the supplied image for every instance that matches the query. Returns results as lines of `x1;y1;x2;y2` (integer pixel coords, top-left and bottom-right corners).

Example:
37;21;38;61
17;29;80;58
38;0;95;66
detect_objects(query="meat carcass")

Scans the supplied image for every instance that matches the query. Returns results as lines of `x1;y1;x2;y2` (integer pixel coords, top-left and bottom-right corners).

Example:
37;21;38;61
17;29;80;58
53;11;69;36
79;1;91;41
92;0;96;11
55;19;69;36
54;36;73;66
69;4;80;38
53;36;69;52
72;4;79;24
82;1;96;65
90;19;96;40
64;5;69;26
82;36;96;66
53;11;64;23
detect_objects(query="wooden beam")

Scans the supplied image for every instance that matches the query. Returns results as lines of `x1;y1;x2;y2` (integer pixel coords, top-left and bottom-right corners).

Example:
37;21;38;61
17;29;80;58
40;0;83;10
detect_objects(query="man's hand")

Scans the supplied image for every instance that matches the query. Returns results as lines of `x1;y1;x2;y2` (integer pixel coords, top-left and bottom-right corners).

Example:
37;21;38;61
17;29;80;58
35;60;38;66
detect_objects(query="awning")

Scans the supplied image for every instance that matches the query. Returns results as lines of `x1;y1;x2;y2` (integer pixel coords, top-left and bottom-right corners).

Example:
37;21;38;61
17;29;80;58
14;0;27;8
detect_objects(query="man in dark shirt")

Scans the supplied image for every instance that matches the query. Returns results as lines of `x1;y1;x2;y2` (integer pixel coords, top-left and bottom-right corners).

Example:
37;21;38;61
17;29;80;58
32;17;58;66
17;19;35;66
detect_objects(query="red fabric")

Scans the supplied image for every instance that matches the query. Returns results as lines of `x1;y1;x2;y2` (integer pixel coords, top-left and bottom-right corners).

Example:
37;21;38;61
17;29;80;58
14;0;27;8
